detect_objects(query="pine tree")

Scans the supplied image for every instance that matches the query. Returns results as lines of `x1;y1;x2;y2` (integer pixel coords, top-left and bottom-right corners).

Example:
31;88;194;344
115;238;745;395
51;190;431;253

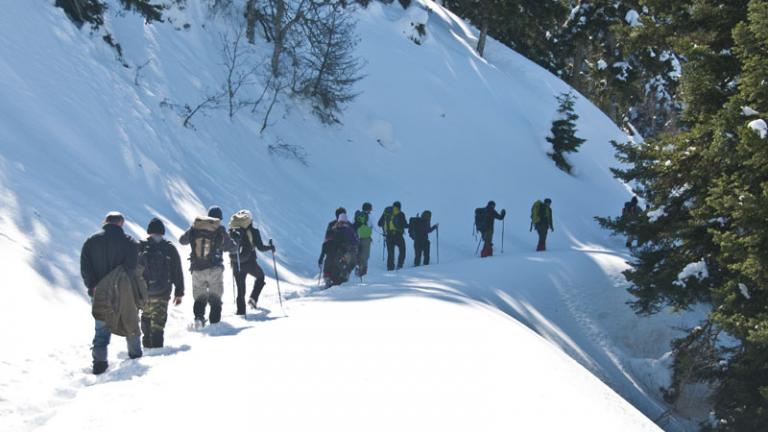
546;91;585;174
596;1;768;428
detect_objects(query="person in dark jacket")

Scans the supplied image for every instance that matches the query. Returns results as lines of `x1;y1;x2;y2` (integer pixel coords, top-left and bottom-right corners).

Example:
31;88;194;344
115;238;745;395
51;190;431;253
622;196;640;247
479;201;506;258
412;210;438;267
319;212;359;288
138;218;184;348
179;206;236;328
80;211;141;375
378;201;408;271
530;198;554;251
228;210;275;314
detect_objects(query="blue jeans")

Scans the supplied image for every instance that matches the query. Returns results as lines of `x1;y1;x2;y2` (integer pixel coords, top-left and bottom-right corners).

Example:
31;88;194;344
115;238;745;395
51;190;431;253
92;319;142;363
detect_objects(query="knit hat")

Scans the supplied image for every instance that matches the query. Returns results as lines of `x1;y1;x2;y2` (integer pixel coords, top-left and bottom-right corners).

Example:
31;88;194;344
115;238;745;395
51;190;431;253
208;206;223;220
362;202;372;212
487;200;496;208
147;217;165;235
544;198;552;204
393;201;401;209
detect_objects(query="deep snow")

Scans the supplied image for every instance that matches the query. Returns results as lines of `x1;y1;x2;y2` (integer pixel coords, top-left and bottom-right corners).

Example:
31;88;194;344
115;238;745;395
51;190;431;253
0;1;703;430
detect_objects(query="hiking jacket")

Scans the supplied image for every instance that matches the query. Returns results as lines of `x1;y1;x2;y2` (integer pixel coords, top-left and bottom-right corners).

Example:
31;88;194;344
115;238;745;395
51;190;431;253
319;221;359;263
382;211;408;236
179;225;236;271
412;218;437;241
138;238;185;299
229;225;272;266
92;264;146;337
482;207;505;233
81;224;138;297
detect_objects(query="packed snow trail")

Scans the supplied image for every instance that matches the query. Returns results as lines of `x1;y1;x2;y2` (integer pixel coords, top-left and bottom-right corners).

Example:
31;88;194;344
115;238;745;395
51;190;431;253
31;264;661;432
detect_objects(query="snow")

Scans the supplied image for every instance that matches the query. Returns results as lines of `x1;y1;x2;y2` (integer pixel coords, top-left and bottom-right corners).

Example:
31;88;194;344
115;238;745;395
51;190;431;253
625;10;642;27
748;119;767;138
597;59;608;70
741;106;759;116
675;260;709;286
0;0;703;430
738;283;751;300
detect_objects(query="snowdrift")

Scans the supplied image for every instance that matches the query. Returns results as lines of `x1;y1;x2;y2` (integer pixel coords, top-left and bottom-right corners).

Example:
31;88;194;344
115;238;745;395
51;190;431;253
0;1;701;430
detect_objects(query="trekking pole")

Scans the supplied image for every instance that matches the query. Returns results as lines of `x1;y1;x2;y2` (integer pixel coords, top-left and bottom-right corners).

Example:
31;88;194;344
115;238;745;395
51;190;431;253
436;226;440;264
269;240;286;315
475;237;482;256
501;219;505;254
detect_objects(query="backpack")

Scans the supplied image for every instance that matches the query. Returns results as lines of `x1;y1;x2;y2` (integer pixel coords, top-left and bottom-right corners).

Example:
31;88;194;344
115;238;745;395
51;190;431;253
378;206;393;230
354;210;372;239
191;216;223;268
408;214;421;239
140;240;172;297
229;210;252;230
531;201;548;226
474;207;489;233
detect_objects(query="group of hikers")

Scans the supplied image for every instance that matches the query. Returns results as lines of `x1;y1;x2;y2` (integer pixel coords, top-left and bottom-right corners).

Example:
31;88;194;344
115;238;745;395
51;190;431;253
77;196;595;375
318;201;440;289
80;206;274;374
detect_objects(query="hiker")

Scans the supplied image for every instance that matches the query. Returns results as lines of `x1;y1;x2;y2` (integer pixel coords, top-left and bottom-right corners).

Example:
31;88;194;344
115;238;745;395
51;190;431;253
409;210;438;266
378;201;408;271
179;206;236;328
622;196;641;247
228;209;275;314
138;218;184;348
530;198;554;251
475;201;506;257
353;202;374;277
80;211;142;375
318;211;359;288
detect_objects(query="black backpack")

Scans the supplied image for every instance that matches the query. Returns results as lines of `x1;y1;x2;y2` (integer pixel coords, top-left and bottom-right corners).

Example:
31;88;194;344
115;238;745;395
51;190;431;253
140;241;172;296
474;207;489;233
408;214;421;239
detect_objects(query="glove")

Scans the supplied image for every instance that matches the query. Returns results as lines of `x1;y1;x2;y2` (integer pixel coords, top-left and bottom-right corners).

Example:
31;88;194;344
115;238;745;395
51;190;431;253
173;296;183;306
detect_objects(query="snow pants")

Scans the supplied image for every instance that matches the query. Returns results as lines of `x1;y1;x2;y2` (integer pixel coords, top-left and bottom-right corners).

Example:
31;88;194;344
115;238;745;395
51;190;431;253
192;266;224;324
536;224;549;251
141;297;169;348
234;259;266;314
386;234;406;271
414;238;430;266
481;229;494;257
357;237;372;276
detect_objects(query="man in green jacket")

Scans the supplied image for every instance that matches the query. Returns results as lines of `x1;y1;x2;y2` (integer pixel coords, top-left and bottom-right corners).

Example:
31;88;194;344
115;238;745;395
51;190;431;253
354;202;374;277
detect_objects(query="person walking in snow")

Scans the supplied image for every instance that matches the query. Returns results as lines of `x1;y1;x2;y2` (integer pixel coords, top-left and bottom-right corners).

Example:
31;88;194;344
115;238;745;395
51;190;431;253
378;201;408;271
179;206;236;328
228;209;275;314
353;202;374;277
319;210;359;288
137;218;184;348
80;211;142;374
622;196;641;248
530;198;554;251
409;210;438;267
476;201;506;257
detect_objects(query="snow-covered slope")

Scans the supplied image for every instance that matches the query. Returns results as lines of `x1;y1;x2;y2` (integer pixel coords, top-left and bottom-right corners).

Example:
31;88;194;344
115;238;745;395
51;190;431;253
0;1;701;430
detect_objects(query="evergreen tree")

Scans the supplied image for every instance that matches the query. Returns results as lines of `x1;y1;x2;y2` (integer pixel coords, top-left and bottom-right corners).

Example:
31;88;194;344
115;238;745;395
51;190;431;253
597;1;768;428
546;91;585;174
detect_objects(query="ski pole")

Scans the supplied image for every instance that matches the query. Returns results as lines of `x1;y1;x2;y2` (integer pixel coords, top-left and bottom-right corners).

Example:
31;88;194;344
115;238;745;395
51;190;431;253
475;237;482;256
500;219;505;254
269;240;285;315
436;225;440;264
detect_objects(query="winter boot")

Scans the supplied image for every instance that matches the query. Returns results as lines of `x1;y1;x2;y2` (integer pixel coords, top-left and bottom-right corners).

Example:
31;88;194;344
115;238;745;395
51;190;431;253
209;295;223;324
194;317;207;329
93;361;108;375
151;331;164;348
481;244;493;258
248;297;258;310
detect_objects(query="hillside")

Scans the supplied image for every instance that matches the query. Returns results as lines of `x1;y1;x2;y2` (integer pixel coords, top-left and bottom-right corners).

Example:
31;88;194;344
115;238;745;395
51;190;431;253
0;1;701;430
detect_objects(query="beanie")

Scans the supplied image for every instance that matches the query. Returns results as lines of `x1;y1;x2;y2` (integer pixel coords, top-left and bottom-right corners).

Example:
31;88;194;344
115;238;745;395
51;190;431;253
208;206;223;220
147;217;165;235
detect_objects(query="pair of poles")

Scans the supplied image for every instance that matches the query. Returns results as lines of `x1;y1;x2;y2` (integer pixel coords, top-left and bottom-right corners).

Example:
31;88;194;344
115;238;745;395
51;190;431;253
475;219;505;255
232;238;285;315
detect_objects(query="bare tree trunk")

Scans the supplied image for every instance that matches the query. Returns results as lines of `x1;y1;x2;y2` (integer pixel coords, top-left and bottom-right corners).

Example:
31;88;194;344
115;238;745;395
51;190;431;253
245;0;258;44
271;0;286;77
477;17;488;58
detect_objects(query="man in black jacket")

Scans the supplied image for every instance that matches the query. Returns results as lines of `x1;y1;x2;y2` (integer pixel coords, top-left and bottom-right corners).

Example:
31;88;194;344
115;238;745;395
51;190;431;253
479;201;506;258
179;206;236;328
412;210;438;267
138;218;184;348
379;201;408;271
229;210;275;314
80;211;141;374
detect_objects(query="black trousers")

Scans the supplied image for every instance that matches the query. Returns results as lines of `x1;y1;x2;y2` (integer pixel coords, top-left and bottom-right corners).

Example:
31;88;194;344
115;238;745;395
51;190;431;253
234;260;266;314
386;234;406;271
414;238;430;266
536;224;549;251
